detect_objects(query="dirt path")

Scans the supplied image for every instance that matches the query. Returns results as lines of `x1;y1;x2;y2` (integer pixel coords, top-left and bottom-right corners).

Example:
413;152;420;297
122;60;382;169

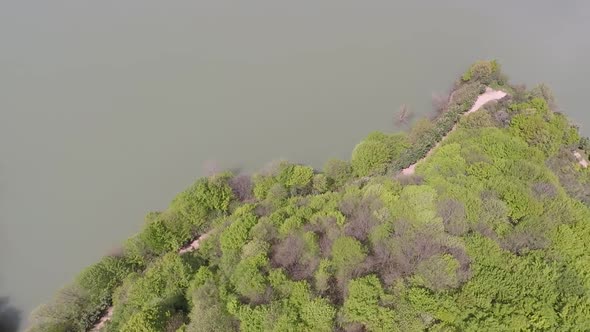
89;231;211;331
401;87;507;176
90;307;113;332
574;151;589;168
178;231;211;254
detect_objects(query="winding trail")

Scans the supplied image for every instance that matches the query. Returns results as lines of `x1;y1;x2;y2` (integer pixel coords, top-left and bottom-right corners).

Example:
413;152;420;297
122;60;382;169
90;307;113;332
401;87;507;176
89;231;211;331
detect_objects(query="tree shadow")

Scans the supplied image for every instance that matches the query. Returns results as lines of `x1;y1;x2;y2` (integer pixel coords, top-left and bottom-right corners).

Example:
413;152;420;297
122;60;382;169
0;296;21;332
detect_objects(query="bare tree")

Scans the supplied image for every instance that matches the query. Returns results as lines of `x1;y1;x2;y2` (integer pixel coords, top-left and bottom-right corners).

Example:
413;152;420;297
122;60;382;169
203;159;221;177
431;91;451;115
394;104;414;127
437;198;468;236
229;174;253;202
341;195;381;242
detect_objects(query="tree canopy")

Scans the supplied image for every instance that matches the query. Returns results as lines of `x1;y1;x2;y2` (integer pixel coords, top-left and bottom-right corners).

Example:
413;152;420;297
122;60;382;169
29;61;590;332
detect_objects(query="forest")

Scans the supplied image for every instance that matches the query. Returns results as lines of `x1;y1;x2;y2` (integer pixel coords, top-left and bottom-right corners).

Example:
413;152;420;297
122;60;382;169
27;61;590;331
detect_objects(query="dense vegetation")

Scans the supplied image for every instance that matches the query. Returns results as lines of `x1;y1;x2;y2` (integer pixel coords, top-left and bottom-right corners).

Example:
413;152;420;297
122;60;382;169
29;61;590;331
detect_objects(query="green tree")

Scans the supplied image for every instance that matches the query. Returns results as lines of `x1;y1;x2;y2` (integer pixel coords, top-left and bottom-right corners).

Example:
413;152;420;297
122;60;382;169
343;275;398;332
323;159;352;188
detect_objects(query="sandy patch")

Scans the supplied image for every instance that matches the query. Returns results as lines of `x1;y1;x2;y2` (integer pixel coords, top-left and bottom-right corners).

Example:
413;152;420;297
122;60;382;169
574;151;589;168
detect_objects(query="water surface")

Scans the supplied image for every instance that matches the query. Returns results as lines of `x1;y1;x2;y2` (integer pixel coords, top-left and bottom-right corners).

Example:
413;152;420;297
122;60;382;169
1;0;589;326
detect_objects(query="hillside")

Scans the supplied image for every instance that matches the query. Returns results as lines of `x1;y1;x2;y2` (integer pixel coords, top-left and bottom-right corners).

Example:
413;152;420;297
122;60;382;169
28;61;590;332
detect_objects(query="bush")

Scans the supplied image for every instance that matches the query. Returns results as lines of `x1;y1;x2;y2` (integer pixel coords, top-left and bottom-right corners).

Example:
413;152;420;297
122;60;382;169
408;118;435;144
109;253;193;331
437;198;468;236
461;59;502;85
29;285;94;332
170;176;233;236
342;275;398;331
413;254;461;291
391;82;483;172
351;140;392;177
323;159;352;188
187;282;238;332
460;110;495;129
229;175;253;202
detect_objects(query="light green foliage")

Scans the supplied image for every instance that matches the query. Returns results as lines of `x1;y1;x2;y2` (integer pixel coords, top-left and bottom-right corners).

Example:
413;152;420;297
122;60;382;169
461;59;501;84
171;175;234;225
231;251;268;300
314;259;332;294
351;140;392;177
343;275;398;332
312;173;329;193
323;159;353;188
119;305;167;332
33;63;590;332
509;97;579;156
351;131;408;177
408;118;435;144
460;110;495;129
331;237;366;279
140;212;193;254
77;255;137;307
394;185;440;226
219;209;258;256
234;270;335;332
278;164;314;189
109;253;192;331
252;175;277;200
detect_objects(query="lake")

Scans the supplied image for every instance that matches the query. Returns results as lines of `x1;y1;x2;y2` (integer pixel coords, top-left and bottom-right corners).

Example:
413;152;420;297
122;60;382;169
1;0;589;328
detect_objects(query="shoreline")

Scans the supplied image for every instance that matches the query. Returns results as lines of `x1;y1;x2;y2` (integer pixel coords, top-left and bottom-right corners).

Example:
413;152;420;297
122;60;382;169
401;87;507;176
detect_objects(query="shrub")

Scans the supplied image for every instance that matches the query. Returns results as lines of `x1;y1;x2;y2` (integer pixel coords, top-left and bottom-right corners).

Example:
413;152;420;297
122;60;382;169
229;175;253;202
171;175;234;230
460;110;495;129
461;59;501;85
140;212;194;255
437;198;468;236
187;282;238;332
312;174;330;193
413;254;461;291
29;285;94;332
109;253;193;331
323;159;352;188
351;140;392;177
331;236;366;287
408;118;435;144
342;275;398;331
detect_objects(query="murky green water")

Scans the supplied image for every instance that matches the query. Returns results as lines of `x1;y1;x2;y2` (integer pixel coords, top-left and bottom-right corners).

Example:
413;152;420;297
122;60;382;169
1;0;589;327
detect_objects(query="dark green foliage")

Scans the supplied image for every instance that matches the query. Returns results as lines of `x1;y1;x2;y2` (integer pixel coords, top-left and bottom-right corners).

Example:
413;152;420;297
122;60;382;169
461;59;504;85
31;62;590;332
108;253;193;331
323;159;353;188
